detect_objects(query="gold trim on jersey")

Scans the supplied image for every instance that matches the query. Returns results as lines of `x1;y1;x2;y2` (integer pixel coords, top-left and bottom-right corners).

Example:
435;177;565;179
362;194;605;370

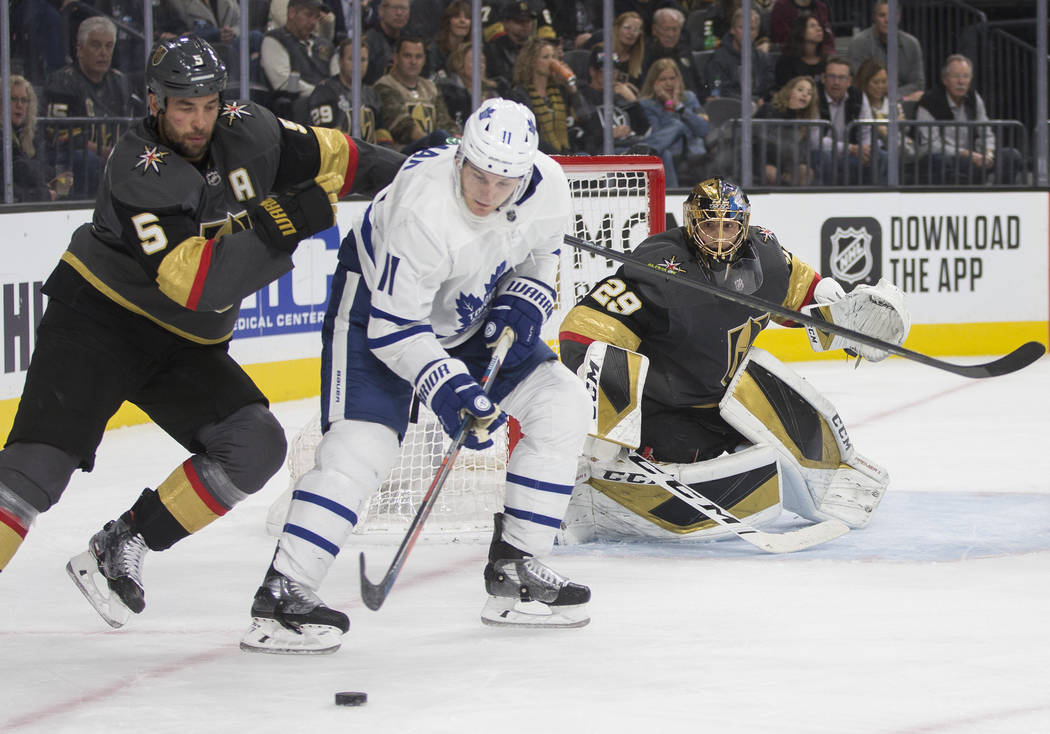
311;125;350;186
587;472;779;534
157;236;211;309
775;254;816;321
560;305;642;352
731;371;843;470
59;252;233;345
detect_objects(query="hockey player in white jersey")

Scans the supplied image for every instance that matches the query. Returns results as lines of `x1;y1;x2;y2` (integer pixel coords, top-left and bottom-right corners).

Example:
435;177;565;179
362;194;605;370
241;99;593;654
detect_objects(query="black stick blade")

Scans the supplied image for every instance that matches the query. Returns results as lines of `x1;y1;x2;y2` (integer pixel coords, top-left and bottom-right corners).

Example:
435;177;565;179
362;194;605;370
359;552;387;611
960;341;1045;378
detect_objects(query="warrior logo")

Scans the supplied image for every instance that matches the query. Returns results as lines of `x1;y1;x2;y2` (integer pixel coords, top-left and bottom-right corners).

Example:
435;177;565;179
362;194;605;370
821;217;882;287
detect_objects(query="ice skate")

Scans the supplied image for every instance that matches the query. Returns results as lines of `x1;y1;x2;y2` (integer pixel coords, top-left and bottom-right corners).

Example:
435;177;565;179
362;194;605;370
240;565;349;654
481;513;591;628
66;518;148;629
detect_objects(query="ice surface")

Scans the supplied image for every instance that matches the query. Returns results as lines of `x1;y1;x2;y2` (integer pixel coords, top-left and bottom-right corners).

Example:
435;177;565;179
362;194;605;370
2;355;1048;733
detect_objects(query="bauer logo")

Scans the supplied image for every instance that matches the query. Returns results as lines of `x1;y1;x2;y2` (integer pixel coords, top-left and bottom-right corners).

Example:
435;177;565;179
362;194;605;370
821;218;882;287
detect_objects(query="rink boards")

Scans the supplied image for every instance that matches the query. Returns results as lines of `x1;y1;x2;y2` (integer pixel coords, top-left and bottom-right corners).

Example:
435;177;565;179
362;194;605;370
0;190;1047;435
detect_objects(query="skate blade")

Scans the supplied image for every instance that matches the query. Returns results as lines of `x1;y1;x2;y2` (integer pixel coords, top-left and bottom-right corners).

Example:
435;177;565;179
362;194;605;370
480;596;590;628
239;617;344;655
65;551;130;629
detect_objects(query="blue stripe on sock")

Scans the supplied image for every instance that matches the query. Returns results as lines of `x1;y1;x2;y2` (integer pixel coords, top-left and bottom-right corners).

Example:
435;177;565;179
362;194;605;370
292;490;359;526
503;506;562;529
284;523;341;557
506;472;574;495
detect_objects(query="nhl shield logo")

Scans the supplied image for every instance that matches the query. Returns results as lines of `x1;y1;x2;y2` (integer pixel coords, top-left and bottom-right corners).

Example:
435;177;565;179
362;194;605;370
821;217;882;287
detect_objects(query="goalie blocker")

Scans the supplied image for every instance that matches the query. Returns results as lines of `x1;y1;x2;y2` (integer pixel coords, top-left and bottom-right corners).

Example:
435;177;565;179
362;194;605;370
561;343;888;544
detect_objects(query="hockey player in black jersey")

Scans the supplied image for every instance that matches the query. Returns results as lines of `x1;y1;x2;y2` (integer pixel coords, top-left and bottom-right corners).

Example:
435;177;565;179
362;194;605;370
559;177;911;542
0;36;403;629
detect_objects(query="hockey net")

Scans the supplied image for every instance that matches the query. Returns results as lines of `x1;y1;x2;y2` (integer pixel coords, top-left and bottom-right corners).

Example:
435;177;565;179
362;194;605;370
284;155;665;534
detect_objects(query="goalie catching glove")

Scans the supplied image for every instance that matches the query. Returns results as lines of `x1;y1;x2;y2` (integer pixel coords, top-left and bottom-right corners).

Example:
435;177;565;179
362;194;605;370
803;278;911;362
483;277;555;366
415;358;507;450
252;172;342;254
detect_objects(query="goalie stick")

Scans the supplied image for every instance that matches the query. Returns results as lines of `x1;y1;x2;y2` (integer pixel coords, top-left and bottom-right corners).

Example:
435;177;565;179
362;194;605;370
564;234;1045;379
622;453;850;553
359;327;515;611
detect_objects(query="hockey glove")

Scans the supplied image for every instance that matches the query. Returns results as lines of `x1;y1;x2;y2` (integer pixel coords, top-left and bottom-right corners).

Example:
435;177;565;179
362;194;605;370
416;358;507;450
482;277;556;367
252;172;341;254
803;278;911;362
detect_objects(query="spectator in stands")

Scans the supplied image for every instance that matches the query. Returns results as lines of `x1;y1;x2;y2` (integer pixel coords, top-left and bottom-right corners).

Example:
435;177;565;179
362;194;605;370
426;0;471;78
639;57;712;188
770;0;834;57
550;0;602;49
694;0;772;51
307;39;392;146
578;46;652;153
814;56;868;184
363;0;412;84
261;0;337;99
854;59;916;161
773;11;827;91
485;1;537;89
643;7;700;94
753;74;820;184
9;0;66;85
507;37;596;155
404;0;447;42
268;0;337;41
436;43;504;130
374;36;460;154
701;7;775;104
600;11;647;89
3;75;66;203
44;16;143;200
847;0;925;103
915;54;1023;185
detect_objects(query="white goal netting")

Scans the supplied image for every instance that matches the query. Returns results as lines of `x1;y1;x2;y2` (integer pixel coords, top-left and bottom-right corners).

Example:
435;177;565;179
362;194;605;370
284;156;665;534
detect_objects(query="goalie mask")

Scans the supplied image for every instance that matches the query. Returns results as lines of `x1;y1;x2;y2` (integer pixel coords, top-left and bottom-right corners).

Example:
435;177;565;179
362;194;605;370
147;36;227;112
684;178;751;262
455;98;539;206
684;177;763;293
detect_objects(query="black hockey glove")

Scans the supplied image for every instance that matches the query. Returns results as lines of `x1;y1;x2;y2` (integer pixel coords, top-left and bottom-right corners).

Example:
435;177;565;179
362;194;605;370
252;172;341;254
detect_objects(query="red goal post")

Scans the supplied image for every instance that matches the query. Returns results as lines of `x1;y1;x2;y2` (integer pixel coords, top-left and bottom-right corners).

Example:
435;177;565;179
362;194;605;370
283;156;666;535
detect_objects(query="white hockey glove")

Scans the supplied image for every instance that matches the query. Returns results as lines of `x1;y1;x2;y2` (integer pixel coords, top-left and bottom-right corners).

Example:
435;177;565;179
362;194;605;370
482;277;556;367
415;358;507;450
803;278;911;362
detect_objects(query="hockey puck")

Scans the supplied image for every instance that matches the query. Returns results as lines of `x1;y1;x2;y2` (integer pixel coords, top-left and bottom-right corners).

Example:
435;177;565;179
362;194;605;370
335;691;368;706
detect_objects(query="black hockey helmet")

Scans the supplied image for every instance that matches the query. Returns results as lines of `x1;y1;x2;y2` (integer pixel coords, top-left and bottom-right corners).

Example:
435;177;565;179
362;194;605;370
147;36;227;111
683;177;751;262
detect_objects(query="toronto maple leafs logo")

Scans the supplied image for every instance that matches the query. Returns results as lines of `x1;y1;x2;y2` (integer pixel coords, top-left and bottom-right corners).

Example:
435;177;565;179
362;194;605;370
134;145;169;174
455;263;509;331
221;101;253;126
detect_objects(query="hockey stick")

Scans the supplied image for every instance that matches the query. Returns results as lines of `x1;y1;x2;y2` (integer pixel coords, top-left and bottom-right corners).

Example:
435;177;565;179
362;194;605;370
620;453;850;553
564;234;1045;379
359;326;516;611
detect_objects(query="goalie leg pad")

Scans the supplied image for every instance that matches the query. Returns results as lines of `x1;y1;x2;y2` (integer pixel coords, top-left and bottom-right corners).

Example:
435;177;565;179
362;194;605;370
720;349;889;528
273;420;400;589
565;443;783;541
576;341;649;462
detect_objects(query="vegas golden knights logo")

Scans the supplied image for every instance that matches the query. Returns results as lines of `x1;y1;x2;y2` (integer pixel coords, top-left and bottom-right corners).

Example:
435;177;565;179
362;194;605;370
408;102;435;134
200;212;251;240
722;314;769;386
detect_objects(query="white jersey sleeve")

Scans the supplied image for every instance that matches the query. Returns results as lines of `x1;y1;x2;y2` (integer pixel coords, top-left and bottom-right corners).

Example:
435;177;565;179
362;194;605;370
353;146;571;385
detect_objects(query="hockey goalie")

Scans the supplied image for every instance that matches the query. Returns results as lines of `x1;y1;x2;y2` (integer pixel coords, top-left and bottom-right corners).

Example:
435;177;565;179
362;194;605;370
557;177;910;544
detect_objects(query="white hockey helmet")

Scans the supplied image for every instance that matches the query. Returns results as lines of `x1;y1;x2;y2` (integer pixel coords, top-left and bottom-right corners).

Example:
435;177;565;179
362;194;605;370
456;98;539;203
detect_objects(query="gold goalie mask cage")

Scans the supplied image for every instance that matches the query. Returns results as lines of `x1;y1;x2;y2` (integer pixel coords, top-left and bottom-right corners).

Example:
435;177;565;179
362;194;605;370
684;177;751;261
